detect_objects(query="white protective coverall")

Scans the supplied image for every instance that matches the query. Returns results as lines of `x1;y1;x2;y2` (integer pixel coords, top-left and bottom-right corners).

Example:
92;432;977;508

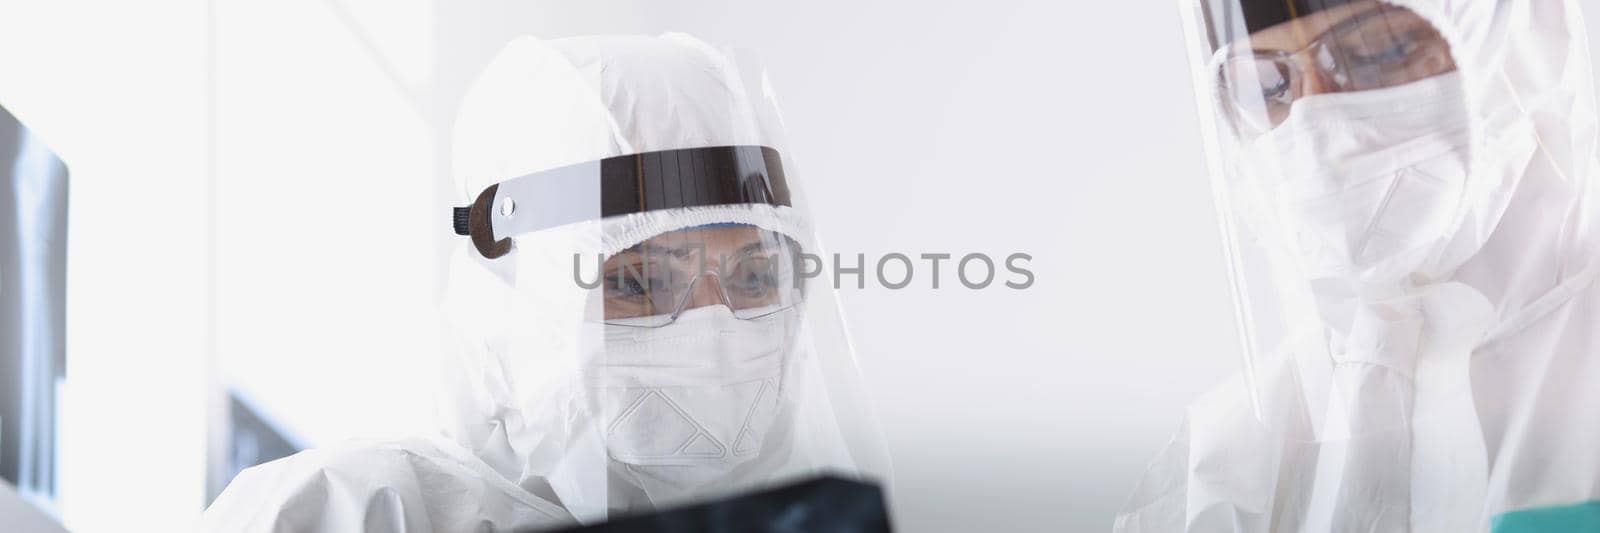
1117;0;1600;531
199;33;891;532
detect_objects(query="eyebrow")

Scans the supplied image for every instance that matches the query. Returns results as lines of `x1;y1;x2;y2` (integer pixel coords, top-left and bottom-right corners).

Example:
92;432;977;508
734;241;769;259
617;238;786;260
614;239;755;257
628;242;687;258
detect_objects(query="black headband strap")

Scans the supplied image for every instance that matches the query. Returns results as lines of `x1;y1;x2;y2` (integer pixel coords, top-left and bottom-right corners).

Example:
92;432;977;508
453;145;790;259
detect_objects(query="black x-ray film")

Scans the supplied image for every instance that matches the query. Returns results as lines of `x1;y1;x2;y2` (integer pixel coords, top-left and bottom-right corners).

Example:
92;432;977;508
543;476;891;533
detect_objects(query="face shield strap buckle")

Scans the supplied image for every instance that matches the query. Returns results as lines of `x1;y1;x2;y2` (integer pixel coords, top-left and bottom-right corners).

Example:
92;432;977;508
450;145;791;261
461;183;513;260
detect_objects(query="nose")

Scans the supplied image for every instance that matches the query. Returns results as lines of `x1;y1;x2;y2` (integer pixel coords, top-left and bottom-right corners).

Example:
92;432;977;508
678;271;730;314
1298;64;1334;97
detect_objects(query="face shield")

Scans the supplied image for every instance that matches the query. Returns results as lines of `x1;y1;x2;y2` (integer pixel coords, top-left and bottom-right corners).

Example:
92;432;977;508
1176;0;1549;419
438;34;890;524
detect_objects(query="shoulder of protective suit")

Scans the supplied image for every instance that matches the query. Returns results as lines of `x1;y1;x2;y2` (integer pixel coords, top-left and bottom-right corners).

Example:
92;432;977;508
196;436;573;533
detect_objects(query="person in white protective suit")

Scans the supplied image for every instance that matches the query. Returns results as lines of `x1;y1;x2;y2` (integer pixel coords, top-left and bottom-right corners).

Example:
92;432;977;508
1116;0;1600;531
198;33;891;532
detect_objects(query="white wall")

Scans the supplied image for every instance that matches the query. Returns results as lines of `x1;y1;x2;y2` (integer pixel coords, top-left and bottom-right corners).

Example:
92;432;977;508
0;1;209;530
212;0;438;453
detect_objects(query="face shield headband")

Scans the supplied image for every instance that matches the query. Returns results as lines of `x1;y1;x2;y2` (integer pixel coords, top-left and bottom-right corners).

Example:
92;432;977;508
451;145;792;260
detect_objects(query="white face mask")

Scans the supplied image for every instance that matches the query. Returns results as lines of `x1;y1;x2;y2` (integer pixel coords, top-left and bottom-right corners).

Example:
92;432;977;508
1245;72;1473;284
586;304;796;499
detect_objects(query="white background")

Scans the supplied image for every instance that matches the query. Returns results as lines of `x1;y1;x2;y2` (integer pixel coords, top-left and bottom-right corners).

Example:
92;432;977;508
0;1;1595;531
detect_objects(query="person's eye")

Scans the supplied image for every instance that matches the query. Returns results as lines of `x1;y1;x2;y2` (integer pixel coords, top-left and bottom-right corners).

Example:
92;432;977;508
729;260;779;296
1347;37;1419;67
731;273;776;298
606;269;664;299
1259;74;1291;103
1236;58;1292;103
1245;60;1295;123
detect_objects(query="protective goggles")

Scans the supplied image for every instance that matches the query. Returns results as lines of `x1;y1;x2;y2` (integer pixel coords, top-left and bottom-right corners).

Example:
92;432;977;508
1209;2;1456;137
599;224;804;327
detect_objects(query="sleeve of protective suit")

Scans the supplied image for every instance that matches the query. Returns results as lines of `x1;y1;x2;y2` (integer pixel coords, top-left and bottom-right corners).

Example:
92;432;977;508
1115;367;1308;533
197;437;574;532
1114;420;1192;532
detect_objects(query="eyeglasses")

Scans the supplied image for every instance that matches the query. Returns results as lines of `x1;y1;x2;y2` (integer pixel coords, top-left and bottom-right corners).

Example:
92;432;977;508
1213;5;1456;137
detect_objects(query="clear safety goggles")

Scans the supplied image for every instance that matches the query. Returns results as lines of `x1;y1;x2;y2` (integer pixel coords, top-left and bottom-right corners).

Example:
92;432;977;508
600;224;804;327
1209;1;1456;137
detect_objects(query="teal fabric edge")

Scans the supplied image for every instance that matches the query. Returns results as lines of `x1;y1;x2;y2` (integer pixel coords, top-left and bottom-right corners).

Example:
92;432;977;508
1493;500;1600;532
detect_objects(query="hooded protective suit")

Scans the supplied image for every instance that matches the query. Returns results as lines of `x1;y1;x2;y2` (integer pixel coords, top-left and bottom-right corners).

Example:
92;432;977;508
1115;1;1600;531
199;34;890;532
